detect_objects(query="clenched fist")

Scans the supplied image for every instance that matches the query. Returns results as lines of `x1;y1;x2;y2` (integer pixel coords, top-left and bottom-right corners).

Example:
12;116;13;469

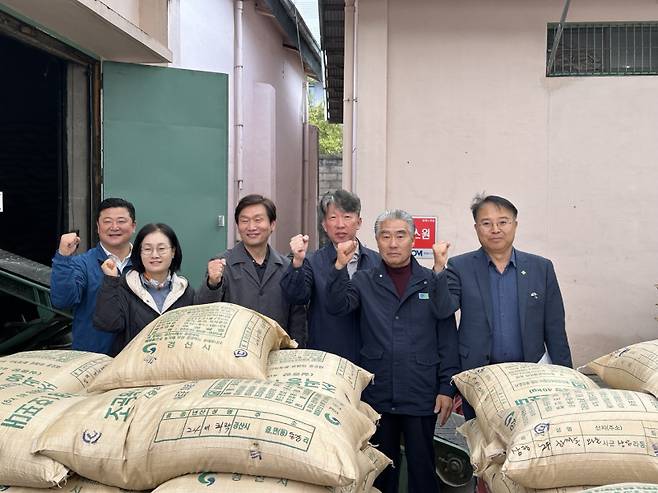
101;258;119;277
335;240;358;270
207;258;226;287
58;232;80;256
290;234;310;268
432;241;451;272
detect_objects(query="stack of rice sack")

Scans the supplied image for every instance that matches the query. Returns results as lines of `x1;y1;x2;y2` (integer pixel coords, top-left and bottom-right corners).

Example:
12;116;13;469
0;350;115;488
0;349;112;393
0;302;389;492
456;342;658;493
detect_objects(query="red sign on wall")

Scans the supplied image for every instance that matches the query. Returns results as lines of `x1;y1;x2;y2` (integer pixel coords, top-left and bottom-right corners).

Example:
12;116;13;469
413;216;437;253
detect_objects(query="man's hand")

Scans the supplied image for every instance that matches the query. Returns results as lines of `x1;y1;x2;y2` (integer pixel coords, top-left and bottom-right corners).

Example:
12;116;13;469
290;234;310;268
58;232;80;256
432;241;451;272
207;258;226;287
101;259;119;277
434;394;454;426
335;240;358;270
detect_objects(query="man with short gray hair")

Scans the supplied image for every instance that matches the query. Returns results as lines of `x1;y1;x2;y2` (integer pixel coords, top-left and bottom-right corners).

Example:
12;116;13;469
280;189;379;363
326;209;459;493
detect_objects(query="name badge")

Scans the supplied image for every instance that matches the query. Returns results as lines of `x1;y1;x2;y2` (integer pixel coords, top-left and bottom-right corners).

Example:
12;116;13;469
418;293;429;300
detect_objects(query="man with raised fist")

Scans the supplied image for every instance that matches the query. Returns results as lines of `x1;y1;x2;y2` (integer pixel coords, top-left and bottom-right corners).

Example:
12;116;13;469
326;209;459;493
197;194;306;346
50;197;136;355
280;189;379;362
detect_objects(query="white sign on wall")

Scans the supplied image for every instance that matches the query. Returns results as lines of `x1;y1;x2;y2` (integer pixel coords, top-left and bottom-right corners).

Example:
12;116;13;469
0;191;3;212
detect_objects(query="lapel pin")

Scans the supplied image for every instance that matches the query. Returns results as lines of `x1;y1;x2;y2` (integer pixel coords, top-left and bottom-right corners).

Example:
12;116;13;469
530;292;538;299
521;270;527;275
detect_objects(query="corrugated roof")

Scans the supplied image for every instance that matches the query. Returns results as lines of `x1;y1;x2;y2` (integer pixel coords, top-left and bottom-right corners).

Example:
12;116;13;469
319;0;344;122
261;0;323;79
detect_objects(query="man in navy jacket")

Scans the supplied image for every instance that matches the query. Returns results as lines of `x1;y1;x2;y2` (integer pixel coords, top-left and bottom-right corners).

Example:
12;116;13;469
280;190;379;363
50;198;136;355
447;194;572;419
327;209;459;493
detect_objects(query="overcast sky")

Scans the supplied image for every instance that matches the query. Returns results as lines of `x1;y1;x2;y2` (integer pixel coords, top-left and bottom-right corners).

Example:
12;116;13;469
291;0;321;45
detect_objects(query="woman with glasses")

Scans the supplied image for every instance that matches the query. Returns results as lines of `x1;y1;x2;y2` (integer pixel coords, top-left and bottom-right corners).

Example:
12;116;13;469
93;223;206;356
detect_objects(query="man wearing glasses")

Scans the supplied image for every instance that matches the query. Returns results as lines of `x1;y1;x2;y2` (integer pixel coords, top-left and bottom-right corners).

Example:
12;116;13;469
51;197;136;355
446;194;572;419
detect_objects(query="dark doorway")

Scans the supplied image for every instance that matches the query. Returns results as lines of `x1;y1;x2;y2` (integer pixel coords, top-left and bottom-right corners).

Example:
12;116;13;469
0;34;67;266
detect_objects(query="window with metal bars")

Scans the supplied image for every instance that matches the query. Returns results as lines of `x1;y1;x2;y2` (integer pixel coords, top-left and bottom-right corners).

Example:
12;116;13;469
547;22;658;76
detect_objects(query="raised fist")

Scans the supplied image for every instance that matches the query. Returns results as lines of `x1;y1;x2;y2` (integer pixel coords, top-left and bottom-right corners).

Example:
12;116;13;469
58;232;80;256
207;258;226;287
290;234;310;268
335;240;358;270
432;241;451;272
101;258;119;277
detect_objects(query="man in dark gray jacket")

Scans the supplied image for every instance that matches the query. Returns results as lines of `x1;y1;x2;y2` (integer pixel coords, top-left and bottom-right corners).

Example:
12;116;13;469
197;194;307;346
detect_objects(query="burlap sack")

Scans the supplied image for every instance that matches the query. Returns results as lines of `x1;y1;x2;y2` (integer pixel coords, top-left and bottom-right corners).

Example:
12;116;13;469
357;401;380;423
457;418;504;474
0;475;142;491
151;445;390;492
88;303;295;391
0;350;112;393
490;388;658;488
479;462;590;493
35;379;376;490
584;485;658;493
583;340;658;398
452;363;598;441
266;349;374;407
0;383;86;488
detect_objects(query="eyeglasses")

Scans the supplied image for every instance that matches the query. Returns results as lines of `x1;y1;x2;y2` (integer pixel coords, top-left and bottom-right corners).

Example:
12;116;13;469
477;219;514;231
140;246;172;256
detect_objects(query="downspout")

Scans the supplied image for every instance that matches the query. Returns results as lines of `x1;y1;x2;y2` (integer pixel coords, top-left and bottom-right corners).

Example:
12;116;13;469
231;0;245;246
341;0;355;191
546;0;572;76
302;78;310;239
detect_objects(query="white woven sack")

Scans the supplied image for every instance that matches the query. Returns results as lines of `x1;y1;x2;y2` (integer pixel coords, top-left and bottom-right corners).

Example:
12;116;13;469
0;383;86;488
35;379;376;490
583;340;658;398
584;485;658;493
151;444;390;492
0;350;111;393
266;349;373;407
491;388;658;488
88;303;295;391
457;418;505;474
0;475;142;491
479;462;590;493
452;363;598;441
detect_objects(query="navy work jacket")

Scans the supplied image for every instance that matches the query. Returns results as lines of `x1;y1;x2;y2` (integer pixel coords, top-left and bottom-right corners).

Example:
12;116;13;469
280;241;379;363
326;258;460;416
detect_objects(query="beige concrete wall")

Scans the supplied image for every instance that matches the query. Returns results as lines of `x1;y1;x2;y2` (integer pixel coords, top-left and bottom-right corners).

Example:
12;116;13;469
354;0;658;365
171;0;307;253
102;0;168;45
241;2;306;252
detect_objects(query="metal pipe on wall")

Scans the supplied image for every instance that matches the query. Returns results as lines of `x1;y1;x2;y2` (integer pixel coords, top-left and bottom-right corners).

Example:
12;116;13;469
341;0;355;191
230;0;245;246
